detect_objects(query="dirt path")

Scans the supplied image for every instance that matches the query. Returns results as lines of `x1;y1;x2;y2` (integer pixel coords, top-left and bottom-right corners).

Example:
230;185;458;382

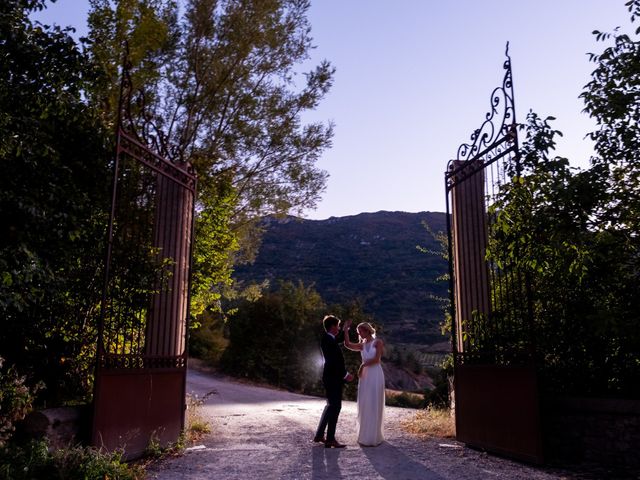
145;369;577;480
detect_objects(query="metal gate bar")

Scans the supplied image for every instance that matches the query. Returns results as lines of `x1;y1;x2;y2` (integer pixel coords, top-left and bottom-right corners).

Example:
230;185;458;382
92;50;197;458
445;44;542;463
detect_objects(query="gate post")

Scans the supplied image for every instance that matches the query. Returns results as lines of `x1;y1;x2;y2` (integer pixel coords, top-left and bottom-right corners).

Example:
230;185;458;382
92;46;197;459
449;159;491;355
146;173;194;357
444;44;543;463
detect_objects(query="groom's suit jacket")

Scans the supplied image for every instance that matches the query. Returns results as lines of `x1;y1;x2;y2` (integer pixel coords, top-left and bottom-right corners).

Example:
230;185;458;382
321;333;347;387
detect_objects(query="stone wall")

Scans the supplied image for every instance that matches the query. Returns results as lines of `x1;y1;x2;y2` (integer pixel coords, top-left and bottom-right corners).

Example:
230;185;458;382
542;396;640;470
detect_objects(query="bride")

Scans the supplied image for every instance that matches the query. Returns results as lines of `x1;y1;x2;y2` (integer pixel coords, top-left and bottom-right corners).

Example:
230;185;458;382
343;319;385;446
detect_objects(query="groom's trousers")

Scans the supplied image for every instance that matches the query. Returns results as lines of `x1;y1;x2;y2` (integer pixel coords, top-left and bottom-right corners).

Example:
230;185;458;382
316;379;343;441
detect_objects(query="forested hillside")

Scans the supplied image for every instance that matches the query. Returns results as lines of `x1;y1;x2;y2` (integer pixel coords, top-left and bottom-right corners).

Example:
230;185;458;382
233;211;449;345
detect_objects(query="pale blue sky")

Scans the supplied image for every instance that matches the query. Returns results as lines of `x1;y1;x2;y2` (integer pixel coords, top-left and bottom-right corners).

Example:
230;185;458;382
35;1;630;220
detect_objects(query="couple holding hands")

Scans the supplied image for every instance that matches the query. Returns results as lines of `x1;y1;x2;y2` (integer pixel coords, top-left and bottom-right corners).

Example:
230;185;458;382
314;315;385;448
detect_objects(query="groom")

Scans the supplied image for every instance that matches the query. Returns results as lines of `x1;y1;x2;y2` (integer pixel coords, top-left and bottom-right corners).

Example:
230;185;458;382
314;315;353;448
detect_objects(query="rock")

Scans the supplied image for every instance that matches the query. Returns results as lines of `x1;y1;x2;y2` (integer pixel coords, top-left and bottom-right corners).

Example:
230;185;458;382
19;406;89;449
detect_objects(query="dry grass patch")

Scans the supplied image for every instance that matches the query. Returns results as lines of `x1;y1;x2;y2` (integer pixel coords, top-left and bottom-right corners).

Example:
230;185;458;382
401;407;455;439
185;394;211;443
385;389;425;409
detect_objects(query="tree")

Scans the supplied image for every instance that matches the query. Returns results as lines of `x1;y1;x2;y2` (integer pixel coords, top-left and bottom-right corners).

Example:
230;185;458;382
574;0;640;396
85;0;334;316
487;112;605;393
482;0;640;395
0;0;111;403
219;281;326;393
581;0;640;231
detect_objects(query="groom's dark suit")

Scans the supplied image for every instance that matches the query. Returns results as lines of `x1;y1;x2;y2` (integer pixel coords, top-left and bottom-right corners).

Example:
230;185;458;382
315;332;348;443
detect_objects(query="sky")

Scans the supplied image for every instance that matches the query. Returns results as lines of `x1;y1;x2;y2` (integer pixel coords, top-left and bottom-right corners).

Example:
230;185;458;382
34;1;631;220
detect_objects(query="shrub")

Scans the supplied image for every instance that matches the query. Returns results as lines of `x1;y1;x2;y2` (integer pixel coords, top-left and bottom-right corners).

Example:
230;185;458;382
0;440;144;480
423;355;453;409
0;357;41;447
385;390;425;409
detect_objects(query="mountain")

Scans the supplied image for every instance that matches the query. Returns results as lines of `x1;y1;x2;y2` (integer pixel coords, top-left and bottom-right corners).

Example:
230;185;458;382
233;211;450;346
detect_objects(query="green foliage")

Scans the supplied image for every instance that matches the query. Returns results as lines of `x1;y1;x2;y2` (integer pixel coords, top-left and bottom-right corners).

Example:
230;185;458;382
233;212;450;345
581;0;640;233
213;282;379;400
144;433;164;459
385;355;451;409
86;0;179;129
482;112;594;355
385;391;424;409
484;27;640;397
189;310;229;363
190;176;239;318
422;358;452;409
0;440;144;480
0;0;111;404
418;220;452;338
219;281;326;394
385;344;424;375
486;110;640;396
86;0;334;320
1;0;335;408
0;358;42;448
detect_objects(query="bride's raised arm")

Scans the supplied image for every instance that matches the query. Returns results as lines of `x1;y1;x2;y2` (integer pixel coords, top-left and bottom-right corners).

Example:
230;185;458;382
342;319;363;351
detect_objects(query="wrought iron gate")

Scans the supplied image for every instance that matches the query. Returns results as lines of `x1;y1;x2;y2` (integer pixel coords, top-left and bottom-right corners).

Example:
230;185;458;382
91;53;197;458
444;45;542;463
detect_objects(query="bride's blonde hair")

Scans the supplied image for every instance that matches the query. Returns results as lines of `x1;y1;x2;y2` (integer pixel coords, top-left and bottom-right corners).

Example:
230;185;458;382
357;322;376;339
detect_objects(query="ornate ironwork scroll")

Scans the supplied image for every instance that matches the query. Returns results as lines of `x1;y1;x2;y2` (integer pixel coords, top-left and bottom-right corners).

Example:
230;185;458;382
446;43;519;191
117;43;145;145
443;46;541;464
445;41;531;360
116;42;180;163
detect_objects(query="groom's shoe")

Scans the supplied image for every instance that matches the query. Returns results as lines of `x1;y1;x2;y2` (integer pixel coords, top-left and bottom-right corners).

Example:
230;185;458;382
324;439;346;449
312;435;326;443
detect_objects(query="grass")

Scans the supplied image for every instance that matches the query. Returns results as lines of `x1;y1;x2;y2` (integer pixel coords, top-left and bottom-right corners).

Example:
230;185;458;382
137;393;212;469
185;394;212;443
401;407;456;439
0;440;145;480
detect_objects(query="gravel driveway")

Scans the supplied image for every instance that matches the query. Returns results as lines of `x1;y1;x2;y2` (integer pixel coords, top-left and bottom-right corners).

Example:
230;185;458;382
145;368;583;480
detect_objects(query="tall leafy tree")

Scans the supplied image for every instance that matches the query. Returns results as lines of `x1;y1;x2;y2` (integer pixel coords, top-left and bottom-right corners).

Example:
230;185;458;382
575;0;640;396
0;0;111;403
219;281;326;392
85;0;334;317
483;1;640;397
582;0;640;231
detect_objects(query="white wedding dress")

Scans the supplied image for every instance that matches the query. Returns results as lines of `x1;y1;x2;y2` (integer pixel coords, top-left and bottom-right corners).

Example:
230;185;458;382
357;339;385;446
